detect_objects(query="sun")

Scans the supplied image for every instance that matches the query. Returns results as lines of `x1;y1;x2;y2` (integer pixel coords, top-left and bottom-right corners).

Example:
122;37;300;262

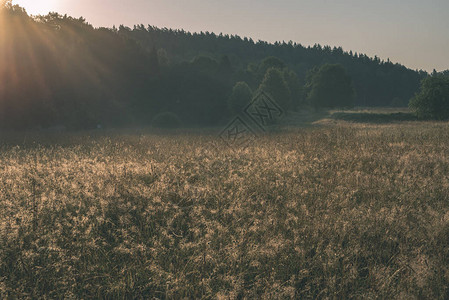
12;0;61;16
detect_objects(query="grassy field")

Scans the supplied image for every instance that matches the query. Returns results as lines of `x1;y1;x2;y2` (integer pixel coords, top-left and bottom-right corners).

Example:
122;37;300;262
1;120;449;298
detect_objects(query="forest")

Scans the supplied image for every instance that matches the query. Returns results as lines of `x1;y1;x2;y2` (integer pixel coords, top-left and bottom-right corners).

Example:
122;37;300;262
0;3;429;130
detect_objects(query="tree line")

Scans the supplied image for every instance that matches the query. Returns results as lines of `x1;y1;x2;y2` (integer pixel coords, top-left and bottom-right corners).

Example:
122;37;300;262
0;2;435;129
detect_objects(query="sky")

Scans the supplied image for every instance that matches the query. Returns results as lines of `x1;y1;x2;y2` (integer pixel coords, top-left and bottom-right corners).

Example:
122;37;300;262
12;0;449;72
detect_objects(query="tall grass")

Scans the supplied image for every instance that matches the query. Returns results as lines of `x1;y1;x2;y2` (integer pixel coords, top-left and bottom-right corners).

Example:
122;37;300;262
1;122;449;298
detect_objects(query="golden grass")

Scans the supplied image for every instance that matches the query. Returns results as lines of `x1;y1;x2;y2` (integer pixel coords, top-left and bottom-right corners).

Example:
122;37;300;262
1;122;449;298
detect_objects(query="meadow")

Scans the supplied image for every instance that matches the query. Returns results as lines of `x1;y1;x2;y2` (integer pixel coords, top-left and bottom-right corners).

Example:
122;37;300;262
1;120;449;298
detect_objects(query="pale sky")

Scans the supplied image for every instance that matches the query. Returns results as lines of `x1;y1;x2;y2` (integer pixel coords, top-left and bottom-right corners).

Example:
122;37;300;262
12;0;449;72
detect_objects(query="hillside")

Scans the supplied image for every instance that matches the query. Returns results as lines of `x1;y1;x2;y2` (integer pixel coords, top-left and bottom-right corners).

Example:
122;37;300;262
122;24;426;106
0;3;427;129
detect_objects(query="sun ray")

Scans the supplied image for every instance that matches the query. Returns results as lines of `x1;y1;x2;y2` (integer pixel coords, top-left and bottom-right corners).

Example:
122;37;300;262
0;4;119;127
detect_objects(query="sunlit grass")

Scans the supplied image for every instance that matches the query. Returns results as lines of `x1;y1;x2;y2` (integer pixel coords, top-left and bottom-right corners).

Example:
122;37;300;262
1;122;449;298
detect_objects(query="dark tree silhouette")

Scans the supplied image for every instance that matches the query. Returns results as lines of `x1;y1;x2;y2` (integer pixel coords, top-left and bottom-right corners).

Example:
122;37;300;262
409;73;449;120
259;68;291;110
306;64;355;109
0;3;427;129
228;82;252;115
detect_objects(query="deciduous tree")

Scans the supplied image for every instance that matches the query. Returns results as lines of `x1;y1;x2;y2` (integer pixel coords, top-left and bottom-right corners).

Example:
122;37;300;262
306;64;355;109
409;73;449;120
228;82;252;115
259;68;291;110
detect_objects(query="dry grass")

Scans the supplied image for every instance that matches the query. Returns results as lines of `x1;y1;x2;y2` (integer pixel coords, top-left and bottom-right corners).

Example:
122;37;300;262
1;122;449;298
